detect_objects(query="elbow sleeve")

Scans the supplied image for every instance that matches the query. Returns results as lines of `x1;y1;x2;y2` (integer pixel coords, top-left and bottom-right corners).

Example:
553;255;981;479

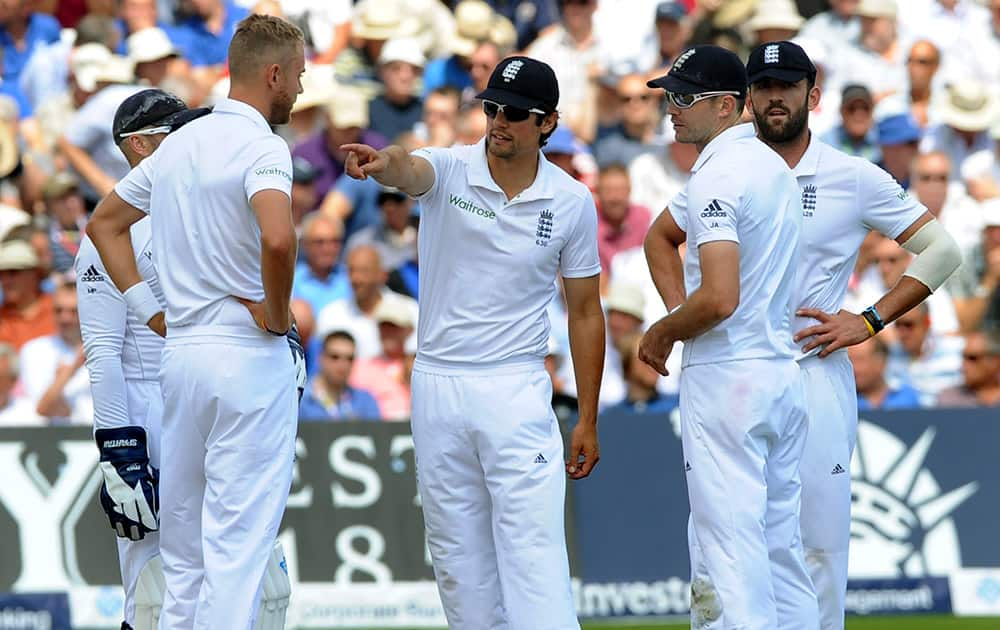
900;220;963;292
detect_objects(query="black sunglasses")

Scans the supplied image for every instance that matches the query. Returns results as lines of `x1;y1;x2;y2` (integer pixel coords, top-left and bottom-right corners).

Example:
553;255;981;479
482;99;547;122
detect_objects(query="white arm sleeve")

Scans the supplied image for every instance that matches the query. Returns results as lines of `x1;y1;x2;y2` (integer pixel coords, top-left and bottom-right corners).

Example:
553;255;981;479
76;239;131;432
900;219;963;292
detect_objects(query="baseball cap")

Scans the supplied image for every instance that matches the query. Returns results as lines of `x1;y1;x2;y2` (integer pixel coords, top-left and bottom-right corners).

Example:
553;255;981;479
655;1;687;22
127;27;179;64
856;0;897;19
877;113;922;146
475;56;559;113
604;282;646;322
0;240;40;271
378;37;426;67
646;45;748;98
841;83;873;105
541;126;581;156
112;89;211;145
374;297;415;328
747;40;816;85
292;157;318;184
43;172;80;200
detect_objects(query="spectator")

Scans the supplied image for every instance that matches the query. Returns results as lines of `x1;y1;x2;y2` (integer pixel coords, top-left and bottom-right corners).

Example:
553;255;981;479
910;151;983;254
746;0;805;45
598;281;645;409
315;244;418;360
422;0;495;95
0;1;61;86
293;88;387;212
877;112;922;188
115;0;162;47
949;199;1000;333
455;101;487;145
126;26;183;88
291;157;319;226
345;186;417;273
607;332;678;414
369;37;425;143
650;1;689;69
843;0;906;98
0;240;55;350
334;0;401;96
936;330;1000;407
541;125;596;189
293;213;350;318
800;0;861;51
0;342;38;425
412;85;461;147
902;39;940;128
169;0;249;68
849;335;921;410
820;84;881;163
592;74;661;169
885;302;964;406
299;330;381;420
282;64;336;147
595;163;650;274
42;173;87;274
18;282;92;423
485;0;559;51
953;0;1000;88
462;39;501;106
960;123;1000;203
350;297;413;420
627;126;695;217
920;80;997;180
264;0;352;64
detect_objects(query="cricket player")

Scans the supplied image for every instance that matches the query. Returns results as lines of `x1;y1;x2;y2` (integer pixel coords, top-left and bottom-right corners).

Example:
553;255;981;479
744;41;962;629
639;45;820;629
86;15;304;629
341;56;605;629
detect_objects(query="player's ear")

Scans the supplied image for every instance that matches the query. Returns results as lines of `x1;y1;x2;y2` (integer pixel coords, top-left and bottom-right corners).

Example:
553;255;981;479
808;85;821;112
265;63;281;89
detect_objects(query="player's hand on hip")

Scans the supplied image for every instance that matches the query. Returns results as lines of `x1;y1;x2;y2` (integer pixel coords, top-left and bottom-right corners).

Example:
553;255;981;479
340;144;387;180
235;297;290;335
567;421;600;479
95;426;159;541
147;311;166;338
794;308;871;357
638;322;674;376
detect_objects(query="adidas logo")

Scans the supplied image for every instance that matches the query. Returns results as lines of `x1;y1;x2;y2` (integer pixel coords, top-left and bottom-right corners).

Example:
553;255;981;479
80;264;105;282
832;463;846;475
700;199;726;218
534;453;547;464
685;461;692;472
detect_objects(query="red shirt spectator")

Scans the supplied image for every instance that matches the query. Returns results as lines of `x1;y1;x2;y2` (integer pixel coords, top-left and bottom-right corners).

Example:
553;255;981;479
595;163;651;273
0;241;56;351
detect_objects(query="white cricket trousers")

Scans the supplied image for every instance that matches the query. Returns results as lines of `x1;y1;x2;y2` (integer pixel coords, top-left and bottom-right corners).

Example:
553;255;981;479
410;359;578;630
681;359;818;630
798;352;857;630
156;327;296;630
116;379;163;625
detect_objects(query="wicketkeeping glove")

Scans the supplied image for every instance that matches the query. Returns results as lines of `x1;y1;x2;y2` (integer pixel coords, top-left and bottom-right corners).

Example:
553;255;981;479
287;322;306;402
95;426;159;541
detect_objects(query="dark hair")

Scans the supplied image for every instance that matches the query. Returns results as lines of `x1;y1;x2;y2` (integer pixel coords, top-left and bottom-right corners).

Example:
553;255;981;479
538;111;559;148
323;330;356;348
428;85;461;106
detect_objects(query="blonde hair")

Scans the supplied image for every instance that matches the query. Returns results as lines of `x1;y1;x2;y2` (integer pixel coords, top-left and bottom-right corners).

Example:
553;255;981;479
228;14;304;82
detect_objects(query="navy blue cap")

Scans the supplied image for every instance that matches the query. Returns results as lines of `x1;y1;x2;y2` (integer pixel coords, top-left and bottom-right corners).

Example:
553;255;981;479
476;56;559;113
747;41;816;85
656;1;687;22
647;45;748;97
878;113;922;146
112;89;210;145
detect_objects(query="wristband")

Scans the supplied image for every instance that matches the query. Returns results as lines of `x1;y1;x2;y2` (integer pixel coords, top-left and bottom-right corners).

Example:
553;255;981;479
123;281;161;326
861;305;885;335
861;316;876;338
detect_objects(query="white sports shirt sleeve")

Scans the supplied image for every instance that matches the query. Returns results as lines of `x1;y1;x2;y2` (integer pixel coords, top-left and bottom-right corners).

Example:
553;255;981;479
243;136;294;201
559;193;601;278
857;160;925;239
682;173;741;248
114;149;158;213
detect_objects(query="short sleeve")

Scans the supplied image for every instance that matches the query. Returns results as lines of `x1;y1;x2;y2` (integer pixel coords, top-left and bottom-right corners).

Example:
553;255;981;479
684;173;741;248
244;136;294;201
410;146;451;203
559;193;602;278
114;152;157;213
668;186;688;232
857;161;926;239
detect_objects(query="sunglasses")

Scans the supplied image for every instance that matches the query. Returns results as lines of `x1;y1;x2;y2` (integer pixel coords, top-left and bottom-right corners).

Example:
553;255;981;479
482;99;547;122
907;57;937;66
916;173;948;183
324;352;355;361
666;90;740;109
119;125;172;138
963;353;986;362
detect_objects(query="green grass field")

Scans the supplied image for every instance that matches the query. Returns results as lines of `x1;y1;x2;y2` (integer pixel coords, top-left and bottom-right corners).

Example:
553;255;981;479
575;617;998;629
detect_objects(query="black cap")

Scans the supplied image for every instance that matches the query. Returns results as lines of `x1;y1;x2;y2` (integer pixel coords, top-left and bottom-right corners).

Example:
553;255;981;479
647;45;748;97
655;1;686;22
841;83;873;105
475;56;559;113
112;89;211;145
292;157;318;184
747;41;817;85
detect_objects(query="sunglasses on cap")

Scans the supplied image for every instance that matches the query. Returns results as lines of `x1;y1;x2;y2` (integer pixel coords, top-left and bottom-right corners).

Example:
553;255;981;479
666;90;741;109
119;125;172;138
482;99;547;122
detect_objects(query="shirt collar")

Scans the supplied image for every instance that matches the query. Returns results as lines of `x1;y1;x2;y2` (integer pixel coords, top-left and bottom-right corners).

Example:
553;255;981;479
467;137;556;203
792;134;823;177
212;97;273;133
691;123;756;173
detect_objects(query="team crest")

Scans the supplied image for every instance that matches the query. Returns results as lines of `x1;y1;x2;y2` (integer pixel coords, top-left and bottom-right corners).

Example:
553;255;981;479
535;209;554;246
801;184;817;217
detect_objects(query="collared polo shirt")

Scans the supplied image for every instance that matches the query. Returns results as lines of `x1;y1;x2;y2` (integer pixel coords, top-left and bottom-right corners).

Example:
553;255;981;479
115;98;293;328
411;138;601;367
669;123;801;368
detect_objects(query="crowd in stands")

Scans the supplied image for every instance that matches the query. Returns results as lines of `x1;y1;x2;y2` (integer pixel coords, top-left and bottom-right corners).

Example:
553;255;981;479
0;0;999;426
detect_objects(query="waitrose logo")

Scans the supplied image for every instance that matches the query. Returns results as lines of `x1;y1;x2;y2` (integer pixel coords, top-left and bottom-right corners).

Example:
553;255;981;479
449;194;496;220
255;167;292;182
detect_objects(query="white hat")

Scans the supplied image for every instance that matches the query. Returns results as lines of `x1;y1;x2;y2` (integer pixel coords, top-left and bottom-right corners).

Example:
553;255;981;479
791;36;829;69
127;27;179;64
353;0;402;41
0;240;40;271
747;0;805;32
292;65;337;113
0;204;30;241
325;88;369;129
374;297;415;328
70;43;113;92
93;55;135;86
450;0;494;57
604;282;646;322
856;0;897;19
940;80;997;133
378;37;426;67
983;199;1000;228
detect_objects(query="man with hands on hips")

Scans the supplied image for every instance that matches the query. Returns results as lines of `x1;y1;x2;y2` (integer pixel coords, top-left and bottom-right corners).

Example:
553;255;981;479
342;55;605;630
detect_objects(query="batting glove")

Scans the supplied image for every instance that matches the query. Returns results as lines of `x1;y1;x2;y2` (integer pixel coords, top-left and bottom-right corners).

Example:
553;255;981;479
287;322;306;402
95;426;159;541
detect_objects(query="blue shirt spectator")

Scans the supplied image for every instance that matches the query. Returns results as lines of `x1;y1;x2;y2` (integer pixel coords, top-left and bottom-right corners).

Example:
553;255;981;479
331;173;383;242
299;329;382;421
857;384;922;411
169;0;248;67
0;78;31;119
0;11;61;84
422;56;471;96
607;392;678;415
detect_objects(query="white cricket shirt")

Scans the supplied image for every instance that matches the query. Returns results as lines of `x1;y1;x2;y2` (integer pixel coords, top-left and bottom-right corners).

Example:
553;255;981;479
791;138;925;347
114;98;294;329
669;123;801;368
76;217;165;430
411;138;601;367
